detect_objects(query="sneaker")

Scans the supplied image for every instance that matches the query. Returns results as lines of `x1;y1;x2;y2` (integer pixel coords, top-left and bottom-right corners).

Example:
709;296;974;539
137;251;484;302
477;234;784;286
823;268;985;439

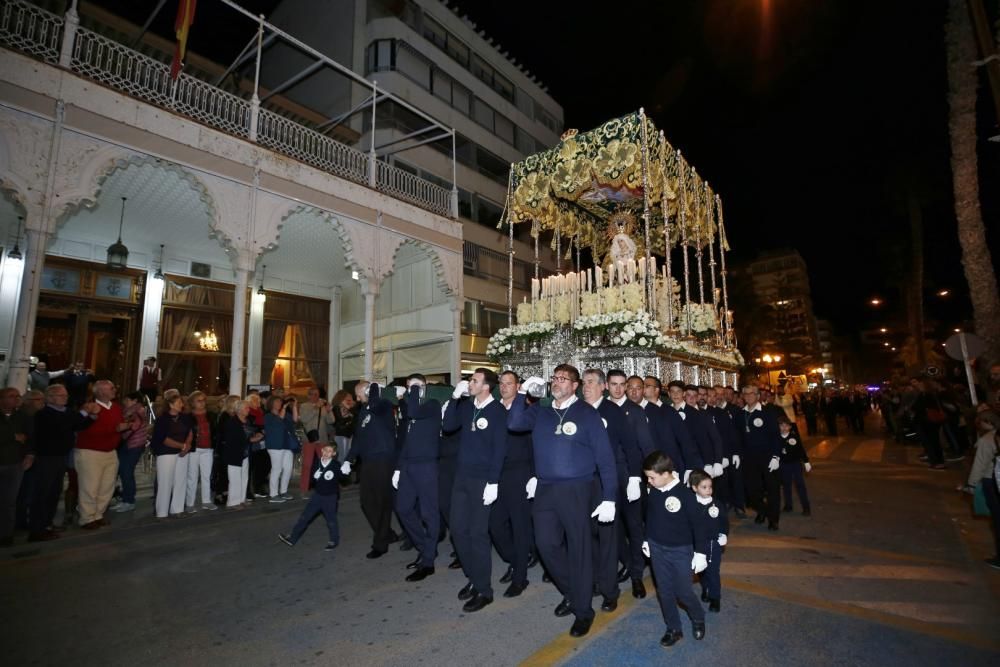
928;464;946;470
112;502;135;513
918;454;929;462
324;542;338;551
281;494;294;501
202;503;218;511
254;492;268;499
185;506;198;513
945;454;964;462
278;534;294;547
269;497;286;504
985;557;1000;570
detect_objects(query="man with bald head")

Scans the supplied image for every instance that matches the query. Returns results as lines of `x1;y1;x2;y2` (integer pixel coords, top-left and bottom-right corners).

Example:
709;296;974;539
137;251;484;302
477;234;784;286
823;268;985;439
74;380;127;529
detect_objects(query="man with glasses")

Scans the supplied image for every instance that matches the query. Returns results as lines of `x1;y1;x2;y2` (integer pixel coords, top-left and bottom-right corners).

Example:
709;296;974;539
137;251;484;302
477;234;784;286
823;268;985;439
512;365;618;638
740;385;783;530
74;380;127;529
442;368;508;613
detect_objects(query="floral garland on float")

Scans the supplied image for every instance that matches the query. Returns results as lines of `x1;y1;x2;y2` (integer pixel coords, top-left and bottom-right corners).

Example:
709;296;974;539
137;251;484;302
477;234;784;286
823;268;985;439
486;321;556;359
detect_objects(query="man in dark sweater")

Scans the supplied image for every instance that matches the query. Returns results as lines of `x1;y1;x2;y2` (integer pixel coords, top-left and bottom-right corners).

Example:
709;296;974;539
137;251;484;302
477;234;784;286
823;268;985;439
28;385;96;541
0;387;31;547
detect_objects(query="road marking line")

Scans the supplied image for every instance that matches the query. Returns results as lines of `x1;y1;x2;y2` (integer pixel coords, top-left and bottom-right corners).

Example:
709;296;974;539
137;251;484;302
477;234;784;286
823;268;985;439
850;439;885;463
722;578;1000;652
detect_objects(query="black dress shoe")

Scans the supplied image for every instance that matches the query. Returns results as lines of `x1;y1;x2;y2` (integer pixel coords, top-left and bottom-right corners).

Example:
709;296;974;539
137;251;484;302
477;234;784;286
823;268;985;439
527;553;539;568
692;621;706;640
632;580;647;599
542;571;552;583
754;513;767;524
701;589;709;603
616;565;630;583
802;508;812;517
365;549;387;559
405;566;435;582
448;557;463;570
462;593;493;613
457;582;475;600
569;616;593;637
708;599;721;613
554;598;573;617
406;557;421;570
768;522;779;531
499;565;513;584
660;629;683;647
601;596;618;612
503;581;527;598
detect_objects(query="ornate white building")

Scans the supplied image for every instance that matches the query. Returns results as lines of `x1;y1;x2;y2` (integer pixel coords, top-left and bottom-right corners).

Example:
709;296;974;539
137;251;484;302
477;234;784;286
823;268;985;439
0;0;468;395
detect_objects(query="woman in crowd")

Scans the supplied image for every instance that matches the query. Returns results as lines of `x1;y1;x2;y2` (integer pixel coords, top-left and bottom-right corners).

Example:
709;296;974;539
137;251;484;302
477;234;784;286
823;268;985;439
185;391;217;512
114;391;149;513
247;392;269;499
264;394;299;503
331;390;356;463
150;390;194;519
224;398;261;509
213;395;240;505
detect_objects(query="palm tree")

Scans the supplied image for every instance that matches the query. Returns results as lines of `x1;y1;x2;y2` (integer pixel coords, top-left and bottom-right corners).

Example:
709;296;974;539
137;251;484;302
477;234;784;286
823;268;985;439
946;0;1000;363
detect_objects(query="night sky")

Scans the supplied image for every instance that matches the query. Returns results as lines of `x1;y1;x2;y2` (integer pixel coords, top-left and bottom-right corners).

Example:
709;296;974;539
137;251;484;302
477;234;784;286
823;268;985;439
89;1;999;342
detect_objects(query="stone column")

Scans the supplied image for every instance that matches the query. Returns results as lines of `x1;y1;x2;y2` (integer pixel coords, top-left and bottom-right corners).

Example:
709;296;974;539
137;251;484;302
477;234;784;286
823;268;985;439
451;298;462;382
228;263;251;394
246;288;265;385
135;270;165;389
362;281;377;381
8;226;50;390
327;285;342;394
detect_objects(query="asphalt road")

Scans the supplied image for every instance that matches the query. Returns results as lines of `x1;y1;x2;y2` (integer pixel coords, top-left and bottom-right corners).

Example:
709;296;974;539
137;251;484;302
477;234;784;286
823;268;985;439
2;416;998;666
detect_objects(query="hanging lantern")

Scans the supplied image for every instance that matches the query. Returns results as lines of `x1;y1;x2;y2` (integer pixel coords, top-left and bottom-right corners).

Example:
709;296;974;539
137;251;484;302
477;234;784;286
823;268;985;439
106;196;129;270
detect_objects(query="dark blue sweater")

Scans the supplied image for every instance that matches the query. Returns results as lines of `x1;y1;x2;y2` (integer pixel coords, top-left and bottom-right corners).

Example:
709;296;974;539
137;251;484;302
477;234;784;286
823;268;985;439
348;384;397;463
645;480;709;550
693;496;729;555
309;456;346;496
595;399;632;475
398;387;442;465
507;395;618;502
442;395;508;483
741;405;783;462
779;432;810;464
645;402;702;474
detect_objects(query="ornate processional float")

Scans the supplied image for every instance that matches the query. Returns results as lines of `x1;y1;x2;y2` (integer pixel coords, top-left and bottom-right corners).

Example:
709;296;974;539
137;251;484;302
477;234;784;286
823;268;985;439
490;109;744;386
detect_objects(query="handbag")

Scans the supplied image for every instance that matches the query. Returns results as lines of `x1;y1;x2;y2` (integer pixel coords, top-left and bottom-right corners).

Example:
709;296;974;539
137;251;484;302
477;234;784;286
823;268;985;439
973;483;991;517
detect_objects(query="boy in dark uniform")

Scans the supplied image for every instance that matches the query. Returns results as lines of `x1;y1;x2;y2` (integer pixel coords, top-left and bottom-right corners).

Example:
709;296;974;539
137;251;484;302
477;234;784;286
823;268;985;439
689;470;728;612
394;374;441;582
279;443;344;550
442;368;508;613
642;451;709;648
777;416;812;516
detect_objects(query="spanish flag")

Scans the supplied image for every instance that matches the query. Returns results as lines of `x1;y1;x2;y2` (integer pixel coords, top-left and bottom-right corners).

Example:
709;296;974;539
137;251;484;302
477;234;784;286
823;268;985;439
170;0;197;80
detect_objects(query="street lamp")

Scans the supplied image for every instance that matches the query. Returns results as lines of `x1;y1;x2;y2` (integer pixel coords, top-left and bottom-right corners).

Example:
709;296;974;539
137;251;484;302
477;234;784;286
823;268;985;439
938;289;949;297
879;327;887;333
869;298;882;306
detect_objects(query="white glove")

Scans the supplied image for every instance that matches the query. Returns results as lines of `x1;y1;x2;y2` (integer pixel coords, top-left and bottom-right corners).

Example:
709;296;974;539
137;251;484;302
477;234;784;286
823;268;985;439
525;476;537;499
340;461;351;475
523;376;546;397
394;386;406;399
683;469;692;485
641;541;650;558
722;457;730;469
712;462;724;478
692;552;708;573
804;462;812;473
718;533;728;547
391;470;400;489
768;456;780;473
591;500;616;523
452;380;470;399
626;476;642;502
733;454;741;469
704;464;714;476
363;383;371;397
483;483;498;506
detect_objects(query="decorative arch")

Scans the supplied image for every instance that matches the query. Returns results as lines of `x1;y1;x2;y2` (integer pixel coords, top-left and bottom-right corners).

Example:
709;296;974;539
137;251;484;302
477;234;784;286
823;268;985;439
382;237;457;297
266;204;363;278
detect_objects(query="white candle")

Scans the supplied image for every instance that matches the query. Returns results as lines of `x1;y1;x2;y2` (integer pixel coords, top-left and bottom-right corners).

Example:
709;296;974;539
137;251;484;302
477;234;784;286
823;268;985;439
627;259;636;284
596;266;602;289
638;258;646;283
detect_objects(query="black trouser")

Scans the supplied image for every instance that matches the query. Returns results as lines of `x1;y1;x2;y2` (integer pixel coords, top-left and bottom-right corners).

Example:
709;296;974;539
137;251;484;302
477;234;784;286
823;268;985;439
743;456;780;525
29;455;66;534
396;462;439;567
534;479;596;622
250;449;270;495
617;477;647;582
290;493;340;544
823;413;838;436
489;463;534;586
450;474;494;598
919;423;944;465
727;461;746;511
592;474;621;600
649;541;705;631
359;456;395;553
15;465;35;529
438;456;457;539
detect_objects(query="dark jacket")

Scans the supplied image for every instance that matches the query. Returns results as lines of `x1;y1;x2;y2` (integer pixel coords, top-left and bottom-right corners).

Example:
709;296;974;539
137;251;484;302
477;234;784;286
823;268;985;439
31;405;93;457
223;416;253;466
0;409;31;465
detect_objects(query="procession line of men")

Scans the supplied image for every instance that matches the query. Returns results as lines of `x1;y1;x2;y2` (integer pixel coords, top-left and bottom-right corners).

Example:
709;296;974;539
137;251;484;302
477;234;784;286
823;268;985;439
338;366;787;639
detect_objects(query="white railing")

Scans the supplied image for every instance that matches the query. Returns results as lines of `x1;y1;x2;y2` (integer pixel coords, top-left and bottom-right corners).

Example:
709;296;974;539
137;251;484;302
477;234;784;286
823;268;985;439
257;108;369;185
376;160;451;217
71;27;251;139
0;1;454;218
0;0;62;64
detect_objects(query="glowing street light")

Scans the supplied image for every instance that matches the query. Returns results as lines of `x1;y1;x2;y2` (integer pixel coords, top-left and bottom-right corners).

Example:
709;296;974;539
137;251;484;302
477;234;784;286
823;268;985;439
883;342;890;347
938;289;950;297
879;327;887;333
870;298;882;306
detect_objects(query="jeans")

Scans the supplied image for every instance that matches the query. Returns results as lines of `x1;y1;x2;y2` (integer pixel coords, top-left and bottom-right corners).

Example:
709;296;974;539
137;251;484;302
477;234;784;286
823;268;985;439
117;446;145;504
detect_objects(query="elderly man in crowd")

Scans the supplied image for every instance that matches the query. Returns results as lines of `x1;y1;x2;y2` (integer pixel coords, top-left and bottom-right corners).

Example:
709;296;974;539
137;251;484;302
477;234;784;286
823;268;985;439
0;387;31;547
74;380;126;529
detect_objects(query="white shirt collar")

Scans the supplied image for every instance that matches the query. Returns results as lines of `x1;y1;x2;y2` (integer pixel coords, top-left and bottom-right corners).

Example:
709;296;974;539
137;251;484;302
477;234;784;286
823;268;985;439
718;401;728;409
745;402;762;413
589;396;603;409
501;397;515;410
696;495;713;505
553;394;578;410
319;457;333;467
609;395;626;406
96;399;112;410
651;399;662;407
473;394;495;409
672;401;685;411
661;473;681;492
639;398;649;408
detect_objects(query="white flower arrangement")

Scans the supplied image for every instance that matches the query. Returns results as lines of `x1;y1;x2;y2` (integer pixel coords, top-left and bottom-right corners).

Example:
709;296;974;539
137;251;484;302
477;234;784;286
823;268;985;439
601;286;621;312
622;283;644;313
533;299;550;323
553;295;572;324
580;292;601;317
516;301;534;325
678;303;718;336
574;310;666;350
486;321;556;360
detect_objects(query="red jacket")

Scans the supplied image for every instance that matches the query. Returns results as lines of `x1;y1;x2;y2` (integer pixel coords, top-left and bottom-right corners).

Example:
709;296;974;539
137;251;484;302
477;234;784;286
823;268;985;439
76;402;124;452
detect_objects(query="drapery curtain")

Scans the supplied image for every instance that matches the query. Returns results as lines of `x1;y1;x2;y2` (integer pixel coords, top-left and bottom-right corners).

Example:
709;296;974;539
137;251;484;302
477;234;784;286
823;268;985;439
297;324;327;388
261;320;287;388
159;310;198;387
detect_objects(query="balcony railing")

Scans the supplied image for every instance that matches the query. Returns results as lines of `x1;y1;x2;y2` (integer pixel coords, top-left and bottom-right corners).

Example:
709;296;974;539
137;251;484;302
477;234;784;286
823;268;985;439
0;0;455;219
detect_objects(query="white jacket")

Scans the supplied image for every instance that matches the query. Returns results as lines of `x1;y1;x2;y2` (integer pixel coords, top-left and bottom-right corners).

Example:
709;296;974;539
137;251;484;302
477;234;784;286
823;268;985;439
967;429;998;487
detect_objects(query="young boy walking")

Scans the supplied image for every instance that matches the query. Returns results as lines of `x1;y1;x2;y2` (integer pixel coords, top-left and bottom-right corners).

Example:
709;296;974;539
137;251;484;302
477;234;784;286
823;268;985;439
689;470;729;612
279;443;344;551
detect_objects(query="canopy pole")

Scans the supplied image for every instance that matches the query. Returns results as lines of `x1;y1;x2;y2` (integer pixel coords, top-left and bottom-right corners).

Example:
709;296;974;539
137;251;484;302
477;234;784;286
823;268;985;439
639;107;654;319
706;184;720;346
695;180;706;307
679;155;692;334
660;132;673;330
